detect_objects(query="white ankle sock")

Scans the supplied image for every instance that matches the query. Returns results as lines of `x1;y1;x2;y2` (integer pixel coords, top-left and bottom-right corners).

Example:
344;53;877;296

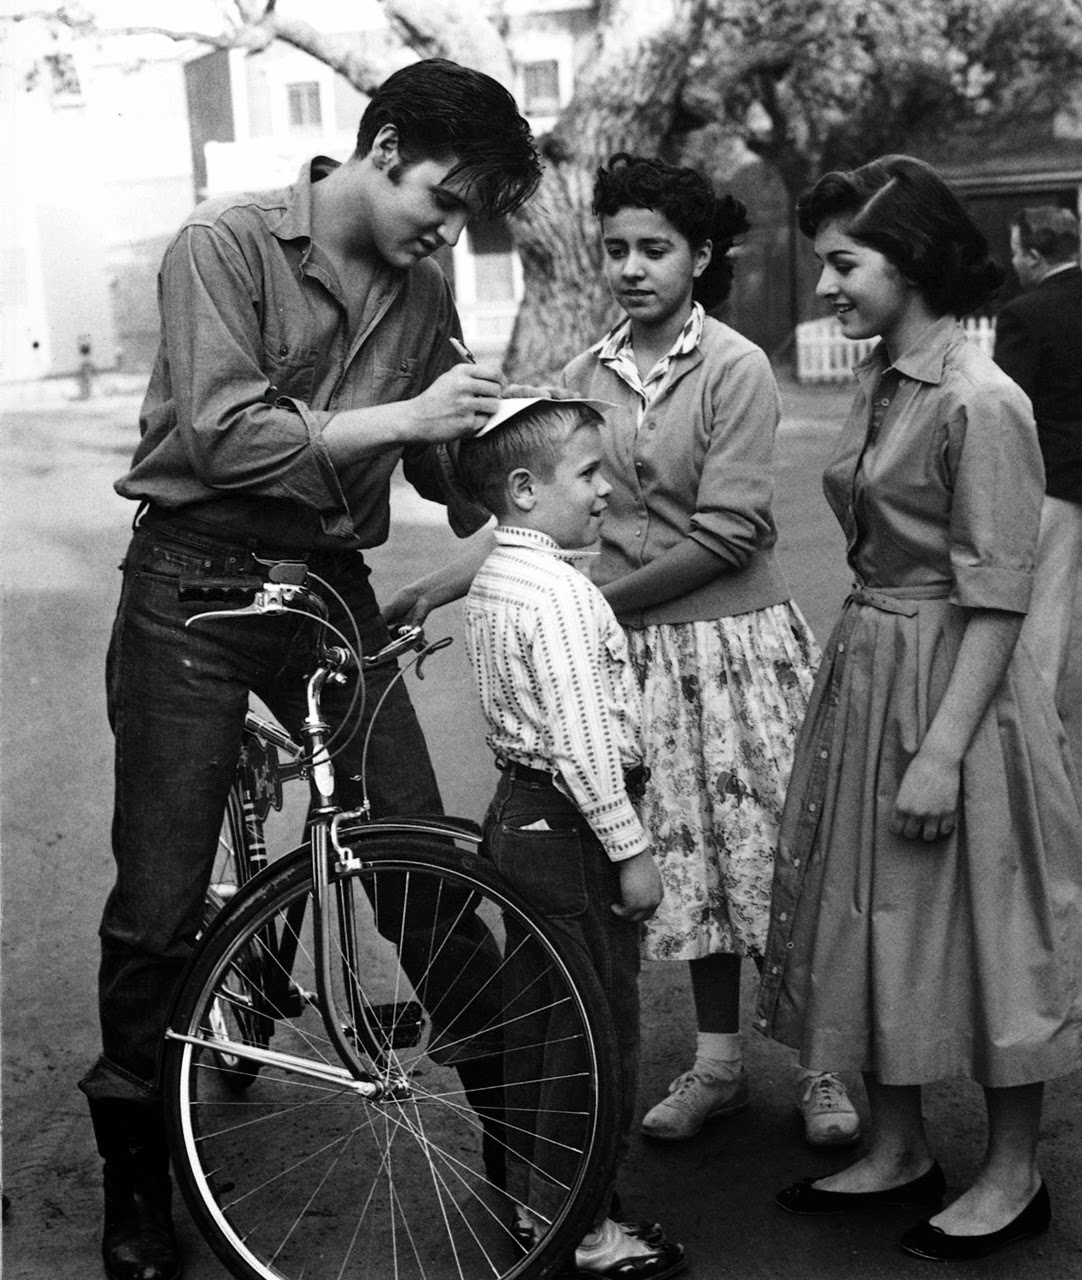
695;1031;741;1074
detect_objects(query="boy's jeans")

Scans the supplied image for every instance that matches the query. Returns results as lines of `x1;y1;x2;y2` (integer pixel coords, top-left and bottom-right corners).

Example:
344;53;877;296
481;765;641;1223
81;519;500;1103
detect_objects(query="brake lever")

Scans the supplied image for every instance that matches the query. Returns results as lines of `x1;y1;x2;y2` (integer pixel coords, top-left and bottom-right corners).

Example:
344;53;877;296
184;583;310;629
415;635;453;680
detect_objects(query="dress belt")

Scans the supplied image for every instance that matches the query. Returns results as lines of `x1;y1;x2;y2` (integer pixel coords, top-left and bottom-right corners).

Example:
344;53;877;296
848;582;950;616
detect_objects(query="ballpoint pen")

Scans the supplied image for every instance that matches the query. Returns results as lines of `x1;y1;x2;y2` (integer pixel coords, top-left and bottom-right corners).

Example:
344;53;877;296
449;336;476;364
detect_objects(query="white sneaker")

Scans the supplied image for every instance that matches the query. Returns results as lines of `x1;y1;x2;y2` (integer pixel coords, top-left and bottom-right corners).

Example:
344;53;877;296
797;1071;861;1147
640;1067;749;1141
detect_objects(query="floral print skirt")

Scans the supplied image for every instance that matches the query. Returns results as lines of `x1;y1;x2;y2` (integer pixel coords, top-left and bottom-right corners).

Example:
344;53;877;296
627;604;819;962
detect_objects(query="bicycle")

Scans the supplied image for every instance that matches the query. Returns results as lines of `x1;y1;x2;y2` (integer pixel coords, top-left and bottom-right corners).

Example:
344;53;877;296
160;564;621;1280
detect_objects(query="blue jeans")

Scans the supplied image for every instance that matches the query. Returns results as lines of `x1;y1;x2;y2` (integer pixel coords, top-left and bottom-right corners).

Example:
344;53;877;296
81;517;498;1102
481;767;641;1222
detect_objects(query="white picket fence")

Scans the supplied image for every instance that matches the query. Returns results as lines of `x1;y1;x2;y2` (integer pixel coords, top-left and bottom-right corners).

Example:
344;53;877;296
795;315;997;383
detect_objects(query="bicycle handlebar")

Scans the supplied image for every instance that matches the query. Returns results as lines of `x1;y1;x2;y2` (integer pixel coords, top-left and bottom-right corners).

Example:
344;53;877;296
179;570;442;671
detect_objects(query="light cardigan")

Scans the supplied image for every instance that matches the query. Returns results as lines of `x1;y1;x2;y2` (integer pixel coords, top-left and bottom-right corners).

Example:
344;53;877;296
561;316;792;627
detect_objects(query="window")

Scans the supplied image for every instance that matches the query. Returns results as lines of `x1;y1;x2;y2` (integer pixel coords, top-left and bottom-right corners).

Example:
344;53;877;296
287;82;322;130
467;220;516;302
521;60;561;116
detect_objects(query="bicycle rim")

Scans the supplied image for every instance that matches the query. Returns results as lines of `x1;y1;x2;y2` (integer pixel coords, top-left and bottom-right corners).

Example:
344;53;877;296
164;838;620;1280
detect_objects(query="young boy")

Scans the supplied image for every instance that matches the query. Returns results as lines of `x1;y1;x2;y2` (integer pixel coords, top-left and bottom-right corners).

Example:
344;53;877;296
456;399;687;1280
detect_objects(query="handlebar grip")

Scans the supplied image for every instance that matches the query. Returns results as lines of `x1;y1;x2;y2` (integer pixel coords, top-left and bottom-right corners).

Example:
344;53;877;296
178;576;263;602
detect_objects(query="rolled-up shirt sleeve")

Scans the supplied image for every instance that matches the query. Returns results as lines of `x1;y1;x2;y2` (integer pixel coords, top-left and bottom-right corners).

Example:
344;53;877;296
161;223;349;514
530;581;649;862
947;381;1044;611
689;348;780;568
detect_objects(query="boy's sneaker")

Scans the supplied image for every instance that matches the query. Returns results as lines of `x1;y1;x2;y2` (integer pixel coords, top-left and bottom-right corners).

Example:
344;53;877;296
797;1071;861;1147
640;1066;749;1140
570;1218;686;1279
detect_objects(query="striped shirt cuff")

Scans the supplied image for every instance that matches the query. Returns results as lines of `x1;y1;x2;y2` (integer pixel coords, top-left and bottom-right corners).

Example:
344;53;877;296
578;792;651;862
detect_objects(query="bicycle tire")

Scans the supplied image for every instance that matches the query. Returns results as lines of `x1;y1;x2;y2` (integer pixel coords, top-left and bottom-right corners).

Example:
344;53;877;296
204;783;270;1088
163;835;621;1280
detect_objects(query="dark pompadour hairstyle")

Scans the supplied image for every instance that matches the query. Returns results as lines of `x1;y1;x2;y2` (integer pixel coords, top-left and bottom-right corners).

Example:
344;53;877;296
355;58;541;218
796;154;1003;316
1013;206;1080;264
591;153;751;309
455;403;603;518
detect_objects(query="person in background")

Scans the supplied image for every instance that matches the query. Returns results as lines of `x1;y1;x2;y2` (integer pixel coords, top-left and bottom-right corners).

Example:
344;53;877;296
759;155;1082;1262
81;59;540;1280
994;205;1082;713
561;154;861;1150
459;397;687;1280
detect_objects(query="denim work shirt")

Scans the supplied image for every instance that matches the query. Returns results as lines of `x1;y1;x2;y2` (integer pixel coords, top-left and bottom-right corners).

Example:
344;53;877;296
116;157;486;550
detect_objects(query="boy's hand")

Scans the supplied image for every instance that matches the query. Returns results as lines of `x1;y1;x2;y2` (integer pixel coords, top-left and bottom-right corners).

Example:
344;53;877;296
612;851;663;923
406;362;504;440
383;583;432;629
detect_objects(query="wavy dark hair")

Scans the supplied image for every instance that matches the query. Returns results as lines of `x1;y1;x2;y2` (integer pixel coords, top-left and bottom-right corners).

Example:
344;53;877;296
592;154;750;309
796;155;1002;316
355;58;541;219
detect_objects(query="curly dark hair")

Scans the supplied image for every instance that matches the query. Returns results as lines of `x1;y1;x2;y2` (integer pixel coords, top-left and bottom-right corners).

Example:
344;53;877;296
592;153;751;309
355;59;541;219
796;155;1003;316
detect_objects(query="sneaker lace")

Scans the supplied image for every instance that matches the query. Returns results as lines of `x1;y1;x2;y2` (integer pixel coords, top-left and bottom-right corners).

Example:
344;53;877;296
665;1068;726;1109
805;1072;847;1112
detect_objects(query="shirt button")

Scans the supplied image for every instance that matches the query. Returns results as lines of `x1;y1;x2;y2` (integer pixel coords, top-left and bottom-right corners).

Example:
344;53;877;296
878;397;890;406
791;858;800;868
771;965;780;975
808;802;817;812
279;344;290;357
757;1016;768;1027
837;643;845;653
778;911;788;922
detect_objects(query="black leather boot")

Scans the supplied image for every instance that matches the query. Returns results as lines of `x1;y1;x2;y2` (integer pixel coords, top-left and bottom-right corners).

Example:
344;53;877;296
456;1055;507;1190
89;1098;181;1280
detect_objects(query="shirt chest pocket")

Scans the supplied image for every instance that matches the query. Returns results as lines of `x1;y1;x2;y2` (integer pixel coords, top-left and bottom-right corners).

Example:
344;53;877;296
261;340;320;403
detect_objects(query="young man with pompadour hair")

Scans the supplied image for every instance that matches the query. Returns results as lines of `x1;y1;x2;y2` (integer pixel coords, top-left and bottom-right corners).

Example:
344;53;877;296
81;57;540;1280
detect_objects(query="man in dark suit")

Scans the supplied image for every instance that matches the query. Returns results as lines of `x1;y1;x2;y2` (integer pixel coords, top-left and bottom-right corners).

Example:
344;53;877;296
994;205;1082;713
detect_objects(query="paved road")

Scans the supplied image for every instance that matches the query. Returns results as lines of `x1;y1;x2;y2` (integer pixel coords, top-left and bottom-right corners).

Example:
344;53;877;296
2;384;1081;1279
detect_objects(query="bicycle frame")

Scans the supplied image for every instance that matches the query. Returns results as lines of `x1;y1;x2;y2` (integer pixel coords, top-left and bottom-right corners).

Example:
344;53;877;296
167;574;465;1095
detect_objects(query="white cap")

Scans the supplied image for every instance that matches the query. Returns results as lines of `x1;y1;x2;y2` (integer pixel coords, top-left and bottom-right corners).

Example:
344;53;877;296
471;396;611;437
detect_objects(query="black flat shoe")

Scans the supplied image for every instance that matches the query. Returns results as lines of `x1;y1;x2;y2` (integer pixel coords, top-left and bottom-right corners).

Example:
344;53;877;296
777;1162;946;1215
899;1182;1051;1261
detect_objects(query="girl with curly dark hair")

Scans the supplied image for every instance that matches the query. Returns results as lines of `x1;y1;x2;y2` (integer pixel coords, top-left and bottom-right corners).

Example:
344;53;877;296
561;153;861;1150
758;155;1082;1260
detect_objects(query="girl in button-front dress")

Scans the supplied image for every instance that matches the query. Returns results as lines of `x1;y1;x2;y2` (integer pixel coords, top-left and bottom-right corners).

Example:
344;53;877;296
561;154;861;1149
758;154;1082;1262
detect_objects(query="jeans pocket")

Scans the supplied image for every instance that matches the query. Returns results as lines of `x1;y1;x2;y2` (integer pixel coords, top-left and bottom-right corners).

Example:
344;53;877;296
134;541;215;581
490;820;588;920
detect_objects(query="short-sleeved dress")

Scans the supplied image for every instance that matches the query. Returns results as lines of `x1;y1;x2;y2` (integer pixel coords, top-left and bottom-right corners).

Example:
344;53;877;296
756;316;1082;1088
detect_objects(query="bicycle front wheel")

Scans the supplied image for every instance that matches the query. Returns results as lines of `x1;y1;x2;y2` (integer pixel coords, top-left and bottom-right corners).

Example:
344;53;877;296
163;836;621;1280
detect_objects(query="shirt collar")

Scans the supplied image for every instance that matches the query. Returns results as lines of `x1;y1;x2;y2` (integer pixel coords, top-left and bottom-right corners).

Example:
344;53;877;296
494;525;599;561
597;302;704;365
270;156;339;246
854;313;964;387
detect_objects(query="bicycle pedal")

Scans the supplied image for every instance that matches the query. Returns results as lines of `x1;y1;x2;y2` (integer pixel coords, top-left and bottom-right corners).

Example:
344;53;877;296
350;1000;425;1052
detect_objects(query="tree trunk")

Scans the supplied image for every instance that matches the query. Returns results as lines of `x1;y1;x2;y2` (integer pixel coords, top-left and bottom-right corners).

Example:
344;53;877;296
503;0;710;381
